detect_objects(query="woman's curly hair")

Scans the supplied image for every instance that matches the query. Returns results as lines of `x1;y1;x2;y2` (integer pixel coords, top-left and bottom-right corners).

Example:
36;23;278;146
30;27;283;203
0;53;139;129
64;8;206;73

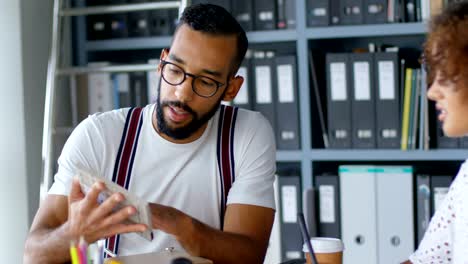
424;2;468;89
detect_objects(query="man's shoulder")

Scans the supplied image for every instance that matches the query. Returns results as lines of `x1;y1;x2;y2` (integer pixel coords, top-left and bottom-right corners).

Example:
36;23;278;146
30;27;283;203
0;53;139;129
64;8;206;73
88;106;146;128
231;107;272;130
77;107;135;139
218;106;274;144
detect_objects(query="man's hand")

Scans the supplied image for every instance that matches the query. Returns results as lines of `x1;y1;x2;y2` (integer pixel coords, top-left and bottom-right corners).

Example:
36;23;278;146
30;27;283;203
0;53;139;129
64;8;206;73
148;202;274;264
24;177;151;264
66;177;148;243
148;203;187;235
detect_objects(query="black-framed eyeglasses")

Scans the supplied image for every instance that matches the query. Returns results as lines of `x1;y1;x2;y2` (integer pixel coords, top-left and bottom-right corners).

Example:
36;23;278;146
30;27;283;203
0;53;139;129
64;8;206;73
160;60;226;98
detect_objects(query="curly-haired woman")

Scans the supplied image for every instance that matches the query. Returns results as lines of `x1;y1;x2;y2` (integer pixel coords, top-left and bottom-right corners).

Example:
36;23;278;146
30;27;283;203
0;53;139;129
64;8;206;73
405;2;468;263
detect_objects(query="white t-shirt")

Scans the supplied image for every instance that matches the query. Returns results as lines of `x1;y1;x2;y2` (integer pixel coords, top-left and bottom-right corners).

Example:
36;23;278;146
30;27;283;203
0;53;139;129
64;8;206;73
409;160;468;263
49;104;276;256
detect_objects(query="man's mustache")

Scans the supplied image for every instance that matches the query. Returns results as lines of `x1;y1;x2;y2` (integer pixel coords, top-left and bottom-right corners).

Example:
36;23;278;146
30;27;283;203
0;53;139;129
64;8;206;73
161;101;196;117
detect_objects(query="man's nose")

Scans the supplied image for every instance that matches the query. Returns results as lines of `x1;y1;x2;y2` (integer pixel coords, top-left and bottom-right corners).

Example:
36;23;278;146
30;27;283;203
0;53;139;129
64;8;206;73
174;76;194;102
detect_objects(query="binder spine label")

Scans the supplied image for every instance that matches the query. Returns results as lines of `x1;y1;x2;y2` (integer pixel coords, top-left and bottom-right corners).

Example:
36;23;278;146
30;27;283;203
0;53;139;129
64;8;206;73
255;66;272;103
313;8;327;16
353;61;371;100
277;64;294;103
234;66;249;105
378;61;396;100
281;185;298;223
330;62;347;101
319;185;336;223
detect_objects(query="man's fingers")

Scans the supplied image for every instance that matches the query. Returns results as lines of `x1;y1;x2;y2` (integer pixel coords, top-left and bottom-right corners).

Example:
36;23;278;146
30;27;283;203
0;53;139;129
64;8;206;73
113;223;148;235
69;177;85;203
97;206;138;229
80;181;105;214
87;192;124;224
99;223;148;239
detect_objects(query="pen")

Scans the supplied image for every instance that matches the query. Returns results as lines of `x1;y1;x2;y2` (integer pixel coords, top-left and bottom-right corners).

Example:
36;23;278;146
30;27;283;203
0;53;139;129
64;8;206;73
298;212;319;264
103;247;117;258
97;240;104;264
70;241;80;264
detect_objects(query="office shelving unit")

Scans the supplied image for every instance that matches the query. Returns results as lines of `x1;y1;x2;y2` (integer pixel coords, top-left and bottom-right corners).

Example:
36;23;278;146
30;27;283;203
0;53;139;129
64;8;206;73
46;0;465;199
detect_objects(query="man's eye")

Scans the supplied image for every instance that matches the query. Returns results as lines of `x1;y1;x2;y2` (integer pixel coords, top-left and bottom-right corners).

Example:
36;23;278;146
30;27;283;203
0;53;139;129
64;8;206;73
170;68;182;74
198;78;216;86
201;80;213;85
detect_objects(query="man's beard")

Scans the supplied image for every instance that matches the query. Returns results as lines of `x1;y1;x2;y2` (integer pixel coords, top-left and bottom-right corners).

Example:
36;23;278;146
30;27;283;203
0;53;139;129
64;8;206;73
155;84;223;140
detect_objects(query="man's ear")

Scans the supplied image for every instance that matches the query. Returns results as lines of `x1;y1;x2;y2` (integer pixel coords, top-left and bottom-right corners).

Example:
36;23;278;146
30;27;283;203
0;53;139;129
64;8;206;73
222;75;244;102
160;48;169;60
158;49;169;73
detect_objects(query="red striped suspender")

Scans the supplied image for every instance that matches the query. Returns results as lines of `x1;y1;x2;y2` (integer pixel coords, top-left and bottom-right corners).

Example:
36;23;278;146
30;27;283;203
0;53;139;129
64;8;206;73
216;105;238;230
104;105;238;257
104;107;144;258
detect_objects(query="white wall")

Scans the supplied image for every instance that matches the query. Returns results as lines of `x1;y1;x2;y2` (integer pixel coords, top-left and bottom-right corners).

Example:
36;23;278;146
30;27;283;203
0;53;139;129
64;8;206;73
0;1;29;262
0;0;52;262
21;0;52;226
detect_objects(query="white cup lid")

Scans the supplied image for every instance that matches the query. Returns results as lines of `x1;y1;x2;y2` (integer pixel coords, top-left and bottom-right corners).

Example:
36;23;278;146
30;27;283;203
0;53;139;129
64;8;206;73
302;237;344;254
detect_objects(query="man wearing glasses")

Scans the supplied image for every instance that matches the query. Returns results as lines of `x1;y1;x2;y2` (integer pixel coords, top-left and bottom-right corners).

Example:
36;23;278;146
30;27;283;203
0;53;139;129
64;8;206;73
24;4;276;264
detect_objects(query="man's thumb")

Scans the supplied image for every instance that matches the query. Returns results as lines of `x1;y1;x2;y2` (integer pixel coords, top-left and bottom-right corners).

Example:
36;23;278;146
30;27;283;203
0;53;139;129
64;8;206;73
69;176;85;203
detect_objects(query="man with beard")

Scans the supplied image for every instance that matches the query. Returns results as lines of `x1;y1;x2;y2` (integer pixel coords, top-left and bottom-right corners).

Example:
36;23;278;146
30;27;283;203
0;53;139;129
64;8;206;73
24;4;276;264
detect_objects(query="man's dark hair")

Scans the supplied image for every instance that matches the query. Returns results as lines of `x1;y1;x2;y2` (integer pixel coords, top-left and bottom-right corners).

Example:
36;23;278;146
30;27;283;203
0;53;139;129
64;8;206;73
173;3;248;76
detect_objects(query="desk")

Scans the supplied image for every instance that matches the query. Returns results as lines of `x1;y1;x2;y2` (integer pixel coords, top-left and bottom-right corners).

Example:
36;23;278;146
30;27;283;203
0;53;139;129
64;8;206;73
106;250;213;264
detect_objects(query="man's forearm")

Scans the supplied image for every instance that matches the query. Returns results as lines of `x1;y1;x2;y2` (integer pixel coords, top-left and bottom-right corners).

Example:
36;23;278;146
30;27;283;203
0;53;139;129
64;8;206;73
24;222;72;264
150;203;269;263
178;216;266;264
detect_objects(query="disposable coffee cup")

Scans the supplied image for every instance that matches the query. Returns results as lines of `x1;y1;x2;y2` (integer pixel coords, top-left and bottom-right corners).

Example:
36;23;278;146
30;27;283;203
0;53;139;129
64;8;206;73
302;237;344;264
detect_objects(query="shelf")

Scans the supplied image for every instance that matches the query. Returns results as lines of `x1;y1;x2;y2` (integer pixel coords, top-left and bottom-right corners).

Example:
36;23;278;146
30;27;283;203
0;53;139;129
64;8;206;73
309;149;467;161
86;36;172;51
84;22;425;52
85;29;298;52
305;22;427;39
61;2;180;17
276;150;303;161
58;63;158;75
247;29;297;43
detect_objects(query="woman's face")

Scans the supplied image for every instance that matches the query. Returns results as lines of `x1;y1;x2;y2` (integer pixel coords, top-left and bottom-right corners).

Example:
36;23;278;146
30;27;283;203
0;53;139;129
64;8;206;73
427;71;468;137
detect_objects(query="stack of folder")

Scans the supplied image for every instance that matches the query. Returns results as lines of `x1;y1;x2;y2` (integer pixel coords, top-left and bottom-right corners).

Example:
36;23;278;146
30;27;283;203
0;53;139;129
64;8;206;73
306;0;448;27
76;59;160;120
233;50;301;150
193;0;296;31
325;51;401;149
309;166;456;263
321;49;439;150
274;164;448;263
339;165;414;264
86;0;179;40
